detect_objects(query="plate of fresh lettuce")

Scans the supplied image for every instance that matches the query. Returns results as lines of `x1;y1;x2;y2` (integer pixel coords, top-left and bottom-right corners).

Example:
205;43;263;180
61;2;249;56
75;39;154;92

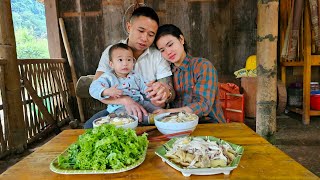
50;124;148;174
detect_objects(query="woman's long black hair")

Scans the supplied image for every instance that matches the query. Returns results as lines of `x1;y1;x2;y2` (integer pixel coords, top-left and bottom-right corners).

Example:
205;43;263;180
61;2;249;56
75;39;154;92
154;24;189;53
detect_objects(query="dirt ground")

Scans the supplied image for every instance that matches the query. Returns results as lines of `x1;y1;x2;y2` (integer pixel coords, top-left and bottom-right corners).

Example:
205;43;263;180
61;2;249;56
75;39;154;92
0;113;319;177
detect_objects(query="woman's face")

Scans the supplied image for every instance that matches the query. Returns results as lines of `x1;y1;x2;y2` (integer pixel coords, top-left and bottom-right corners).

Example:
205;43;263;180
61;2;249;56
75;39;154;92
127;16;158;52
156;34;186;66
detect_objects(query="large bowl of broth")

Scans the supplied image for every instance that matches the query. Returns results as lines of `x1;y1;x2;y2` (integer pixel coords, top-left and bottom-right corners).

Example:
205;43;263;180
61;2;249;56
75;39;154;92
154;112;199;135
93;114;138;129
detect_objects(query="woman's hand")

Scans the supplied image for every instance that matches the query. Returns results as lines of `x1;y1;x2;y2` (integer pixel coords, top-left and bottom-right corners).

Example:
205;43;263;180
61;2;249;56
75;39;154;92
145;81;170;104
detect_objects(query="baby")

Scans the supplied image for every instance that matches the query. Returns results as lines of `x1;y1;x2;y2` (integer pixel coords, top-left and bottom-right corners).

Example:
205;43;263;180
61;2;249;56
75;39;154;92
89;43;159;123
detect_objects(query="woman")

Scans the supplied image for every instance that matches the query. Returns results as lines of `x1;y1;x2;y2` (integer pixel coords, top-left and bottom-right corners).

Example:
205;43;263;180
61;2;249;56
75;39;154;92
153;24;225;123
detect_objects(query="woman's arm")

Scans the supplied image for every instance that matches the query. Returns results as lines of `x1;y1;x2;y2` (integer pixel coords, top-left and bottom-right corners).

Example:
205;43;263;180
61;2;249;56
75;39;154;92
187;61;217;117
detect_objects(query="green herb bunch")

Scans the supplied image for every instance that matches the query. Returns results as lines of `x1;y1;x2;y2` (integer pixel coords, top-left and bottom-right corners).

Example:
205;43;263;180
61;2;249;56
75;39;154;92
57;124;148;170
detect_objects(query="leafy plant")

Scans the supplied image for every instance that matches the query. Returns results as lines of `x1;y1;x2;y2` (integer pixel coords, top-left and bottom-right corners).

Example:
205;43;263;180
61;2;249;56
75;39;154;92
58;124;148;170
11;0;49;59
14;28;49;59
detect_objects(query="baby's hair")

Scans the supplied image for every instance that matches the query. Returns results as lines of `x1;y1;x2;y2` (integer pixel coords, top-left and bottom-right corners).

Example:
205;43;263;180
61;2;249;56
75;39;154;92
108;43;133;61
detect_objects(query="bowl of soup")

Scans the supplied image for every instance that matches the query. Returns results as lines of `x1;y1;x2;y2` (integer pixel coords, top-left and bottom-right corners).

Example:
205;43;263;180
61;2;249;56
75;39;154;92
154;112;199;135
93;114;138;129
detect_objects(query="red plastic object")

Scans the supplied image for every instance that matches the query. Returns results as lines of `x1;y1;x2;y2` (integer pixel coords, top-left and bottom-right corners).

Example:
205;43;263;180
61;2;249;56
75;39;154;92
310;94;320;110
223;93;245;123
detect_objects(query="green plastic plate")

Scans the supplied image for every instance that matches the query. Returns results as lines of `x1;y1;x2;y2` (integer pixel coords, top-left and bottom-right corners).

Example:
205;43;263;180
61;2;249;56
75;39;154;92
50;145;147;174
155;136;244;177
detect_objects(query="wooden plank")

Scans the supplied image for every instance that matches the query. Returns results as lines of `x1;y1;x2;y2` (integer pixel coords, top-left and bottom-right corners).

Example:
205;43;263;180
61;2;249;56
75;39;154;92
44;0;62;58
102;0;123;6
18;59;66;64
62;11;102;17
303;0;311;125
281;61;304;66
59;18;85;123
0;124;318;179
310;110;320;116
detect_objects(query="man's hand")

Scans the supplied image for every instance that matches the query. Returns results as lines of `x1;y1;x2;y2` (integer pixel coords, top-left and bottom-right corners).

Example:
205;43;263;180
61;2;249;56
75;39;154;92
122;96;148;121
100;96;148;121
102;85;122;98
145;81;170;104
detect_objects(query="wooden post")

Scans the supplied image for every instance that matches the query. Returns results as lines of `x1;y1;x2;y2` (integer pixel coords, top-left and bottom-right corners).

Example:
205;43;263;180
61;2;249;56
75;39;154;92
0;0;26;152
256;1;279;138
302;1;311;125
44;0;62;58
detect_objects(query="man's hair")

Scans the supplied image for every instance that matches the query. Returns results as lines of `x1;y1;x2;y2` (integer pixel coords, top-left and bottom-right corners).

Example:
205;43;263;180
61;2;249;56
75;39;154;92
130;6;159;25
108;43;133;61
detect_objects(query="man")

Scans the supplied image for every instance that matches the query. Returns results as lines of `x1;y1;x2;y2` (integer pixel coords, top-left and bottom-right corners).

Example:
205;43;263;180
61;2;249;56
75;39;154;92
84;6;174;128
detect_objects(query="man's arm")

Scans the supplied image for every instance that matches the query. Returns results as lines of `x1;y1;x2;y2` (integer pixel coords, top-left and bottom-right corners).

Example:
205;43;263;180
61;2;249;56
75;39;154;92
145;76;176;105
94;71;104;80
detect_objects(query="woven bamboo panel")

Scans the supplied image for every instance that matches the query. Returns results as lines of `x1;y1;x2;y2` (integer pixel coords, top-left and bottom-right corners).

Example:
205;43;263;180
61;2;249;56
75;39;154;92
18;59;69;141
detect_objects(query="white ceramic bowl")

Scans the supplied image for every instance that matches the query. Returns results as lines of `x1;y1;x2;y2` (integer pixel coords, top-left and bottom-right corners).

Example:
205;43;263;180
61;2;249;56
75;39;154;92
92;115;138;129
154;112;199;135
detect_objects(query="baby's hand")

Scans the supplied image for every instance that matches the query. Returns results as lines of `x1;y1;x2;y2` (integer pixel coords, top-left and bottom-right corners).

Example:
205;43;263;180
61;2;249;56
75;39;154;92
102;85;123;98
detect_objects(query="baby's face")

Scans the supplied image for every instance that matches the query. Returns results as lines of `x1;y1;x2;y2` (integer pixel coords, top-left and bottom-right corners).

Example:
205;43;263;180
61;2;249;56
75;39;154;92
109;48;135;78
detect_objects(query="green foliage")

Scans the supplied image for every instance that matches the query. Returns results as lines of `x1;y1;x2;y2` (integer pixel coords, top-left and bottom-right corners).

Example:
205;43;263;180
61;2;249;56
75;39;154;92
11;0;47;38
11;0;49;59
57;124;148;170
15;28;49;59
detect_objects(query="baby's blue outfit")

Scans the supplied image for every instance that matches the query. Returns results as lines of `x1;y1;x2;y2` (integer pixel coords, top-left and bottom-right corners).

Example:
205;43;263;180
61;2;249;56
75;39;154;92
89;70;159;113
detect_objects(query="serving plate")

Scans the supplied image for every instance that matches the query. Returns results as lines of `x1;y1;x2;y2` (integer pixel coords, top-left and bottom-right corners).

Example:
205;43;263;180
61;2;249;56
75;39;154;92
155;136;244;177
50;142;147;174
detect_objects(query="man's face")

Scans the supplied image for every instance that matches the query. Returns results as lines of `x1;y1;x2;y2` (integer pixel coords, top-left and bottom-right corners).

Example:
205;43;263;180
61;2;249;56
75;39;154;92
126;16;158;51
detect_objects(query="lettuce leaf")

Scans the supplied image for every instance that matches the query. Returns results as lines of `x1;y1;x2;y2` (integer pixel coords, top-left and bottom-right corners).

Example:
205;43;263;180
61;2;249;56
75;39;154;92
58;124;148;170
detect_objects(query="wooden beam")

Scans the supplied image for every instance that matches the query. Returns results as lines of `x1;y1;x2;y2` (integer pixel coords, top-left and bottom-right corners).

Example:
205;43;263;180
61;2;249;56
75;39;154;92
44;0;62;58
303;0;311;125
62;11;102;17
0;0;26;153
256;1;279;138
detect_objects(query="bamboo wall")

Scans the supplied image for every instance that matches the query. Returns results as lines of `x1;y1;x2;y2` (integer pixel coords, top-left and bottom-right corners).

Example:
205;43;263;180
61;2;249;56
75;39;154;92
0;59;70;157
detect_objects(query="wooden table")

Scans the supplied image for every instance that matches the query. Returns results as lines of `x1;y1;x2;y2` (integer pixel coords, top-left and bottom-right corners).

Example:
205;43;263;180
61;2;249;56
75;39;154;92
0;123;318;179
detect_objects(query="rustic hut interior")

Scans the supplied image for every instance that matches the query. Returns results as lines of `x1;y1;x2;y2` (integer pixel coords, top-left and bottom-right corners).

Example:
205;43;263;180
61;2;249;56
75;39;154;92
0;0;319;178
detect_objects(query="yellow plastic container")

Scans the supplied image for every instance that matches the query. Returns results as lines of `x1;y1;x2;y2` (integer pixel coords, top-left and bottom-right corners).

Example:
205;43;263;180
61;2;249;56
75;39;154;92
245;55;256;70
